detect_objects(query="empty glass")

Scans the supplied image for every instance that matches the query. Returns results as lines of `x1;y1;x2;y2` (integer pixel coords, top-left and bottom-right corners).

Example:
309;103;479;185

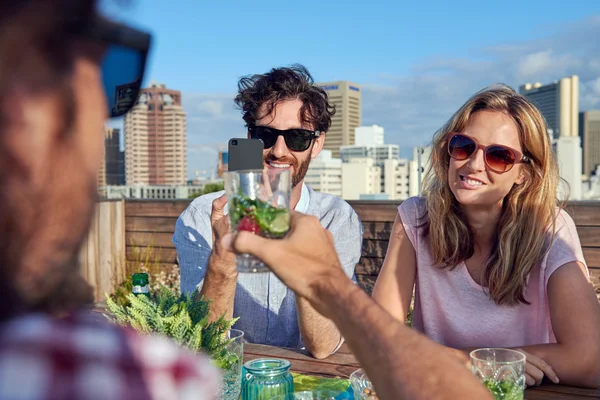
224;169;291;273
470;348;526;400
218;329;245;400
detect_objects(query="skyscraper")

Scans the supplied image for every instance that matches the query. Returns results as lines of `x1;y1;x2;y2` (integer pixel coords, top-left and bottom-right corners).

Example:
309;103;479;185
98;126;125;195
105;127;125;185
520;75;582;199
317;81;361;157
519;75;579;139
580;110;600;177
124;82;187;185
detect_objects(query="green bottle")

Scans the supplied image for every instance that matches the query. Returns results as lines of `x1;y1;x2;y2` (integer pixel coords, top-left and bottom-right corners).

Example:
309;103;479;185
132;273;150;297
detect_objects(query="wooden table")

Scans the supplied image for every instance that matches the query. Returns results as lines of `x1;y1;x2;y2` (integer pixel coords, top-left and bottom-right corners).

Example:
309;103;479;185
244;343;600;399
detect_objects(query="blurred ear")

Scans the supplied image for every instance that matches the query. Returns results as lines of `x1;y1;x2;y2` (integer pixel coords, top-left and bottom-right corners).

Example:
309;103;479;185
1;91;60;181
310;133;325;159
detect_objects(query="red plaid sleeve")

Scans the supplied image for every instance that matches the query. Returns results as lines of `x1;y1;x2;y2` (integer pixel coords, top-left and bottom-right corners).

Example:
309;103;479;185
0;313;221;400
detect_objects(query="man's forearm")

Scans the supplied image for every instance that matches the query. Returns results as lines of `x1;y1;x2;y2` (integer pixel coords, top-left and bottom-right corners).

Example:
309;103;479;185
199;255;238;322
314;276;492;400
296;297;342;359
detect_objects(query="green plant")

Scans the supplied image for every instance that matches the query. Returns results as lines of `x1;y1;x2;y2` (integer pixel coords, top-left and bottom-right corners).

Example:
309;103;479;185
189;182;225;199
105;285;240;370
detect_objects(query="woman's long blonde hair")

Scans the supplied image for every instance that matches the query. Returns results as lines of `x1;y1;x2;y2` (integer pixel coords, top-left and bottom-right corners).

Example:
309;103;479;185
421;84;562;306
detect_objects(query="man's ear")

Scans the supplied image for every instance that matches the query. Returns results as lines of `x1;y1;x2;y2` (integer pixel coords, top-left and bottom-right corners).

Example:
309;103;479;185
311;133;325;159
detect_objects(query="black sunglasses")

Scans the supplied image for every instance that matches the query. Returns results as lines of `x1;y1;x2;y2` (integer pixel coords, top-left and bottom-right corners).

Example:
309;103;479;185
447;133;530;173
248;126;321;152
74;16;151;118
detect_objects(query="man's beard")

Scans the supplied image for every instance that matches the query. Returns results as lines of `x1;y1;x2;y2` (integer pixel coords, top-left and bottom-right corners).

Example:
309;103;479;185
264;154;312;188
292;156;311;188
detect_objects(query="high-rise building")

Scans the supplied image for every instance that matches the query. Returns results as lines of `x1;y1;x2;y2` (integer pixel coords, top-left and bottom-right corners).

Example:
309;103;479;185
98;126;125;195
317;81;361;157
105;127;125;185
341;158;381;200
218;148;229;178
580;110;600;177
305;150;343;196
124;82;187;185
355;125;384;146
340;125;398;166
555;136;582;200
383;159;410;200
519;75;579;139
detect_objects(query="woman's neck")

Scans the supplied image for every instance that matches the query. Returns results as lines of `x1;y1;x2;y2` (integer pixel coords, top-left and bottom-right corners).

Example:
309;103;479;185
462;202;503;248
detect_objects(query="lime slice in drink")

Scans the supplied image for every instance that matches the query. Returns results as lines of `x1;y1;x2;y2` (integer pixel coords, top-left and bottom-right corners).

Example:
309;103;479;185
269;212;290;235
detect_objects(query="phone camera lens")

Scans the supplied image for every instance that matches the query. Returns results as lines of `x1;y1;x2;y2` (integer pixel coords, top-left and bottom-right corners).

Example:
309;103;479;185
231;140;238;145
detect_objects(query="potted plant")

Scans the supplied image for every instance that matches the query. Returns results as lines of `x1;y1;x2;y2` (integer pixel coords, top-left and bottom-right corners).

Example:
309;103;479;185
105;285;241;371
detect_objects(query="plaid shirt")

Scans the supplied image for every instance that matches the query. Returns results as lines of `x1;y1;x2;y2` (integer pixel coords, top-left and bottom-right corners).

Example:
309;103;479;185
0;312;221;400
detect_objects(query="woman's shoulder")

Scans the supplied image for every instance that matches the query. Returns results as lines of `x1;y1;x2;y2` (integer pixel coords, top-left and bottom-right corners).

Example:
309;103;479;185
398;196;427;226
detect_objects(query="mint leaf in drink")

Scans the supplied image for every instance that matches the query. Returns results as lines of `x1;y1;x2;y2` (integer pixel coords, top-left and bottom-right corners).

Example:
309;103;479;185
483;379;523;400
230;194;289;238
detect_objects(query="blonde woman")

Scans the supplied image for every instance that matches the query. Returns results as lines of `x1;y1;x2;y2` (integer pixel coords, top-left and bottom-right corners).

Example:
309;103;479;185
373;85;600;388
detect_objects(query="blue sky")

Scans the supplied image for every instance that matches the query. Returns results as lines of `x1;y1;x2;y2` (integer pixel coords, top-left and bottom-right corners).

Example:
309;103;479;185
103;0;600;179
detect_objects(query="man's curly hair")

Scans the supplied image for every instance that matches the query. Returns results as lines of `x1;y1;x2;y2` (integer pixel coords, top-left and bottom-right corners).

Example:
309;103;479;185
234;64;336;132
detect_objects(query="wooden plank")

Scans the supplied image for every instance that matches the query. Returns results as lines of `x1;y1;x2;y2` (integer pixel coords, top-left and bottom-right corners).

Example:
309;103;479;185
356;274;377;295
126;245;178;264
361;239;388;258
578;227;600;248
355;257;383;276
524;391;587;399
565;203;600;226
528;383;600;398
127;231;176;248
362;222;393;240
349;201;399;222
584;248;600;268
125;200;190;217
244;344;359;379
126;216;178;233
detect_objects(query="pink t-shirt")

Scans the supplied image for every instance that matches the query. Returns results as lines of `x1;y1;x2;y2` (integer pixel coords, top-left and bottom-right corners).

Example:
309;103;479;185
399;196;588;349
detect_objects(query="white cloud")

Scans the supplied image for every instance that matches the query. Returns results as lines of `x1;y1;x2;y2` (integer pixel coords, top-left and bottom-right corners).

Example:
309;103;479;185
359;15;600;158
180;15;600;171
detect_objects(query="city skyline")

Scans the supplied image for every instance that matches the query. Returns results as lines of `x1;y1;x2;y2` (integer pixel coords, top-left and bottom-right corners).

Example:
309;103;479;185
103;1;600;179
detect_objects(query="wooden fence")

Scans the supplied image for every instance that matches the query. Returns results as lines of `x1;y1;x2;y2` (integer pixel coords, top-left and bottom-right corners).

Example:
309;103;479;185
122;199;600;295
78;200;126;302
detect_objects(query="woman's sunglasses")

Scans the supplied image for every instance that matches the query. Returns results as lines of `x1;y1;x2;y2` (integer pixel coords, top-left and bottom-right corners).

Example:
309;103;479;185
447;133;531;173
75;16;151;118
248;126;321;152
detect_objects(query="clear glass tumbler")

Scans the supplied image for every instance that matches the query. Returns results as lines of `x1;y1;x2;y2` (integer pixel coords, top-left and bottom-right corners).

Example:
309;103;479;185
470;348;526;400
224;169;291;273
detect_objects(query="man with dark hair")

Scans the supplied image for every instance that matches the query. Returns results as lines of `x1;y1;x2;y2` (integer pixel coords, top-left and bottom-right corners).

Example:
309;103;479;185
174;65;363;358
0;1;220;397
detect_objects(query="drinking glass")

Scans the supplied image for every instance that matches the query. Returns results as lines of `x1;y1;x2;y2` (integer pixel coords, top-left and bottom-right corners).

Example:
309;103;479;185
470;348;526;400
224;169;291;273
218;329;244;400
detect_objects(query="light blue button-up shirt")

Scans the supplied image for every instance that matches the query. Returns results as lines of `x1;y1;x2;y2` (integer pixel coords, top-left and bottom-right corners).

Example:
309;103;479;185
172;184;363;348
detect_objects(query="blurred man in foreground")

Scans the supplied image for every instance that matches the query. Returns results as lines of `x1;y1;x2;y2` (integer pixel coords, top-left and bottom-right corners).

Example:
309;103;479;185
0;1;219;398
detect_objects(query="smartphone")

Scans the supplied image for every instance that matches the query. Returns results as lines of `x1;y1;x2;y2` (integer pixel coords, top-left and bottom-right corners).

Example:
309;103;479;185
227;138;264;171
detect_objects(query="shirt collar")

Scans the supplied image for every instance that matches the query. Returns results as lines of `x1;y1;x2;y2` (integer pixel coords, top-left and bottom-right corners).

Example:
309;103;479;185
294;183;310;213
